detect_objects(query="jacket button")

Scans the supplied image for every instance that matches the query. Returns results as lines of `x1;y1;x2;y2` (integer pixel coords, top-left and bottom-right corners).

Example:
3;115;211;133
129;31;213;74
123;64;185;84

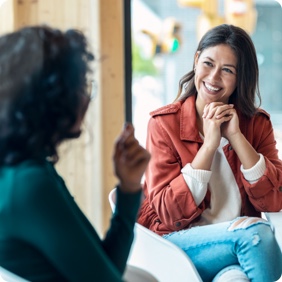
228;146;232;151
175;222;181;227
279;186;282;192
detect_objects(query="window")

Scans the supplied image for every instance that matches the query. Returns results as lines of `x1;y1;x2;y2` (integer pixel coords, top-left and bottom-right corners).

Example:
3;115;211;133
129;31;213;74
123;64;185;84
132;0;282;157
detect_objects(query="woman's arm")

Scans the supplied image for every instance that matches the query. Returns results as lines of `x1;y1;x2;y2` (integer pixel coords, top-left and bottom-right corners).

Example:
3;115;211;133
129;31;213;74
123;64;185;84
144;117;209;231
12;164;140;282
219;107;282;211
239;114;282;211
12;124;150;281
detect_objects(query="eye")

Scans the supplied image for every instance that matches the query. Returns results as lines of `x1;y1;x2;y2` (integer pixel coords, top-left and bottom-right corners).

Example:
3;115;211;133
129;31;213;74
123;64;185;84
222;68;235;74
203;61;213;67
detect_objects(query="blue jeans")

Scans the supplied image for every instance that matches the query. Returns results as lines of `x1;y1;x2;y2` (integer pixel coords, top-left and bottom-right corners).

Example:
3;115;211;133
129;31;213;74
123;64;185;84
163;217;282;282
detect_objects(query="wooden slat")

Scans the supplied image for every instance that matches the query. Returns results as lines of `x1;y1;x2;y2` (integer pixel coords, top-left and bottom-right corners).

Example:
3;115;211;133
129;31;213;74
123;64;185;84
0;0;125;235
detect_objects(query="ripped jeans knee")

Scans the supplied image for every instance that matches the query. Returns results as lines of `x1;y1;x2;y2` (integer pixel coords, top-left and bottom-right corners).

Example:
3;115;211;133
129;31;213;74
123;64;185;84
228;217;271;246
164;216;282;282
228;216;271;232
226;216;282;282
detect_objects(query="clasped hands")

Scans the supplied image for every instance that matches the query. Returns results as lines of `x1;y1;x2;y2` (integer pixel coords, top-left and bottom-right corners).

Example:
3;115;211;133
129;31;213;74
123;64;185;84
202;102;241;150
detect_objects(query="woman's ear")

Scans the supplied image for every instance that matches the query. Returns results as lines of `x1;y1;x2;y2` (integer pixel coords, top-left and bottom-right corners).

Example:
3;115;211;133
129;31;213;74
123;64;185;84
194;51;200;68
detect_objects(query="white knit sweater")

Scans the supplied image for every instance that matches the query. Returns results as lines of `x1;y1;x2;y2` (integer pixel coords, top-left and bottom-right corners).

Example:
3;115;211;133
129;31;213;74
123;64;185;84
181;136;266;226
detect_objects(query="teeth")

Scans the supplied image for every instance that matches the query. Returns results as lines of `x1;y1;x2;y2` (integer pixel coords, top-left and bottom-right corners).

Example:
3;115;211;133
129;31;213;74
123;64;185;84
206;83;220;91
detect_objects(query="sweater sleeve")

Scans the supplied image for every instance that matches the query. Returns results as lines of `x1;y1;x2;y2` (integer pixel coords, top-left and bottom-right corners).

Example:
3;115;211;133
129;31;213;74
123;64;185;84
240;153;266;184
11;162;141;282
181;163;212;205
102;185;141;273
243;113;282;212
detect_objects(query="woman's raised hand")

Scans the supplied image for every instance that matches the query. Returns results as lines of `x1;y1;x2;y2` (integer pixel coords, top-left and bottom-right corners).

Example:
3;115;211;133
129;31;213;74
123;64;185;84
113;123;151;193
202;102;233;150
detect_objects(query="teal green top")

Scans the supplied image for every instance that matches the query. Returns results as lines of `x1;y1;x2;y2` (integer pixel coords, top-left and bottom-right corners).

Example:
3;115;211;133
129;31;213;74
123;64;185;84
0;159;141;281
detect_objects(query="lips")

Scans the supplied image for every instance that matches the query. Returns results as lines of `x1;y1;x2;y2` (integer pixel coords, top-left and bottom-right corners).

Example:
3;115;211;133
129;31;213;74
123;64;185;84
204;82;221;93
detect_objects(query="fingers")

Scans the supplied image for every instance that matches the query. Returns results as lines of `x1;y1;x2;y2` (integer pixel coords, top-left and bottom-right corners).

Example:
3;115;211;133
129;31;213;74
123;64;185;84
203;103;234;119
118;122;135;145
215;108;234;119
113;123;150;193
113;123;134;158
202;102;224;118
114;122;150;166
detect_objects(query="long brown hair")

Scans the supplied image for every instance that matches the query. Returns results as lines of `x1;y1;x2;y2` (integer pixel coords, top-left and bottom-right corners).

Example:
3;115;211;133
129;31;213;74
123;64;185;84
175;24;261;118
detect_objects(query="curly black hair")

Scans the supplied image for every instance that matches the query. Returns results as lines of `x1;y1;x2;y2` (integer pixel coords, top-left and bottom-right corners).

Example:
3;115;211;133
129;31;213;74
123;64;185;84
0;25;94;165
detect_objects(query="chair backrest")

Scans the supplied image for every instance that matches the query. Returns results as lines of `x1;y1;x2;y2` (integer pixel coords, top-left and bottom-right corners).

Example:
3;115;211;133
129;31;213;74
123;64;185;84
108;188;202;282
263;212;282;251
108;188;117;212
0;266;29;282
123;264;158;282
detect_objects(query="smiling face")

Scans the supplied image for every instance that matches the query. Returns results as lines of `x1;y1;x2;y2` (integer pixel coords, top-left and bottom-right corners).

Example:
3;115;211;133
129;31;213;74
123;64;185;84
194;44;237;110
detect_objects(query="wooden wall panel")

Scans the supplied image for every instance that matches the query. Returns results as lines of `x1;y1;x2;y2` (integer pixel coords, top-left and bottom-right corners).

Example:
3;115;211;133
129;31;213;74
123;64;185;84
0;0;14;35
0;0;125;236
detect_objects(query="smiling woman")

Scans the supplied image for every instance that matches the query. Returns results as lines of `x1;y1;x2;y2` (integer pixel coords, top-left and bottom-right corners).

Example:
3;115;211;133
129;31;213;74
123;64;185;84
194;44;237;109
137;24;282;282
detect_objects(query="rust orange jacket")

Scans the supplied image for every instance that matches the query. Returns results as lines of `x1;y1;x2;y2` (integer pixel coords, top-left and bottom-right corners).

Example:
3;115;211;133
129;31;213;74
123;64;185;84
138;95;282;236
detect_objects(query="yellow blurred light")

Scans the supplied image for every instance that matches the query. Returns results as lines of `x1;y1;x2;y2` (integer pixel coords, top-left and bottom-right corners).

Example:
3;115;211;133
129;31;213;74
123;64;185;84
177;0;203;8
196;13;224;41
178;0;218;15
141;17;182;56
178;0;258;37
225;0;257;35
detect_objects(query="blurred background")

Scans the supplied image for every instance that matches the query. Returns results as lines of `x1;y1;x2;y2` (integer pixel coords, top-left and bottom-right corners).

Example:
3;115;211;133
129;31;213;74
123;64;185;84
0;0;281;235
131;0;282;158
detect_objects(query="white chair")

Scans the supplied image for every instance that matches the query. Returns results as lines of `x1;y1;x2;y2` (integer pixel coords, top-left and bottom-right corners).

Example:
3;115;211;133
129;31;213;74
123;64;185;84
123;264;158;282
0;266;29;282
263;212;282;251
108;188;203;282
0;262;156;282
263;211;282;282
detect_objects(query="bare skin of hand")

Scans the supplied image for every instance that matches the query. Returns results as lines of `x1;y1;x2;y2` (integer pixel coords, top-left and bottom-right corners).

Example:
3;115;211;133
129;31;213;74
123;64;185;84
214;107;241;141
192;102;233;170
202;102;234;151
203;102;259;169
113;123;151;193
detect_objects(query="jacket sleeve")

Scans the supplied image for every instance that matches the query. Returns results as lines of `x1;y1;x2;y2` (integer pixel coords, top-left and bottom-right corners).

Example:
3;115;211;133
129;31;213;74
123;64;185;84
144;117;207;231
243;113;282;211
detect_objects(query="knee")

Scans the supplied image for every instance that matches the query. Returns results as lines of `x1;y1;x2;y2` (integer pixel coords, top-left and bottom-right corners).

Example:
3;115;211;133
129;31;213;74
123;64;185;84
228;217;270;232
227;217;282;280
228;217;275;245
229;216;270;231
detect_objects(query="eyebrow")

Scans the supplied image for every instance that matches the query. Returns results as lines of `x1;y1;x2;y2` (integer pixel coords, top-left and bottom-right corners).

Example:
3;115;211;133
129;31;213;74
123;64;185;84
204;56;237;70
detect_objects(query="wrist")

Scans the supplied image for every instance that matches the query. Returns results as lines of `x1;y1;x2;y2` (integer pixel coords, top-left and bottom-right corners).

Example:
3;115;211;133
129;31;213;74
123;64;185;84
118;181;142;193
228;132;244;147
201;142;218;154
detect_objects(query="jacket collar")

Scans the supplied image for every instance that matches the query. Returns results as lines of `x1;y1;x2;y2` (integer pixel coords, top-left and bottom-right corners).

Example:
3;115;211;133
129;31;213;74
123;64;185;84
180;95;203;143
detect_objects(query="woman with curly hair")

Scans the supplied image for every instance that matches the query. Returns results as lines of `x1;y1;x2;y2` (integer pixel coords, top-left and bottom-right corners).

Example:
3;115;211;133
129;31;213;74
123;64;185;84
0;26;150;281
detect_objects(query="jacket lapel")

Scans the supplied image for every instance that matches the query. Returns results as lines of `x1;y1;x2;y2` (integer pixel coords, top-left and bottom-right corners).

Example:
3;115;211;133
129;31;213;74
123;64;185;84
180;95;203;143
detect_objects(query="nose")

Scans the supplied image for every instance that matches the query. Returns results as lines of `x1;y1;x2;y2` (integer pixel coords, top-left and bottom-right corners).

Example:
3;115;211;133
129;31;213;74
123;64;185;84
209;67;221;82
